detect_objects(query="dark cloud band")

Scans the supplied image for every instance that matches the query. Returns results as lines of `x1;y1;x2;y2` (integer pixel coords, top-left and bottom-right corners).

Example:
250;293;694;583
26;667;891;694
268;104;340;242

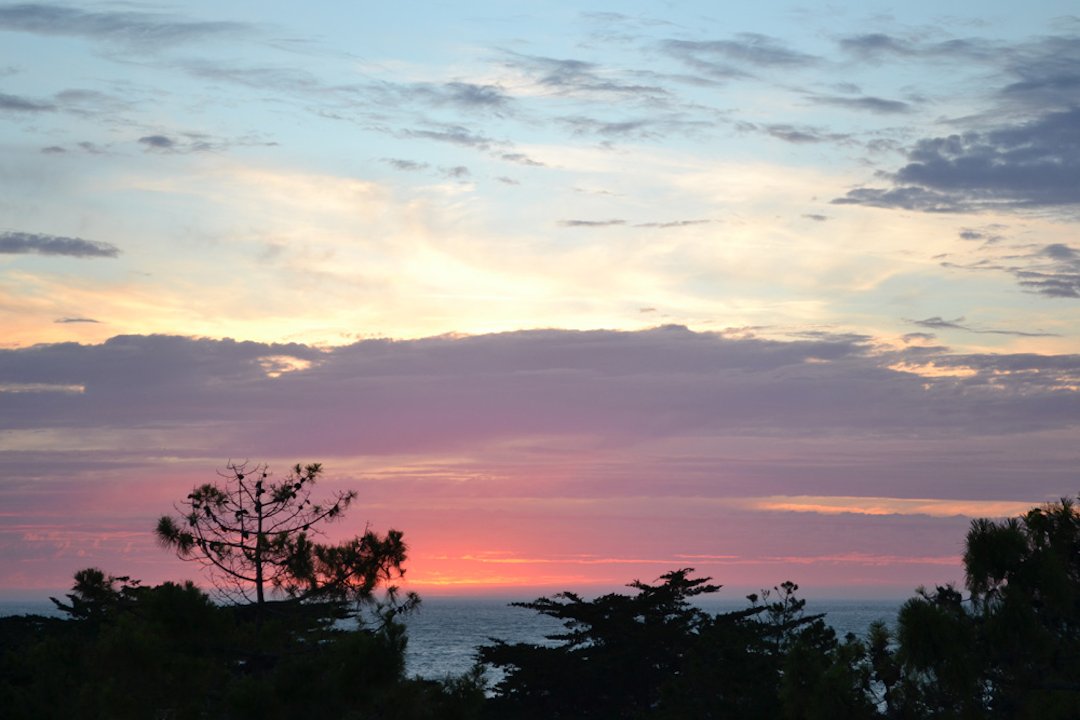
0;231;120;258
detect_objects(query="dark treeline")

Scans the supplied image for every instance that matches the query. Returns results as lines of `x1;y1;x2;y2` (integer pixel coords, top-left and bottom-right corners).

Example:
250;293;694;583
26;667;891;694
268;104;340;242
2;496;1078;719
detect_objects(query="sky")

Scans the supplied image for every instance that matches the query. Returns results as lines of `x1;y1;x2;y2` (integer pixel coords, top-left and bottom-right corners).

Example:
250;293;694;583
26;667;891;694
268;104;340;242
1;1;1079;600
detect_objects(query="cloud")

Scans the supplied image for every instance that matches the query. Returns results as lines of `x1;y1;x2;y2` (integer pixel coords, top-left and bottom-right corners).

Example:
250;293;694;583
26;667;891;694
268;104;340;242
0;91;54;112
803;214;829;222
441;165;470;178
2;329;1076;590
910;316;1059;337
633;219;710;228
998;34;1080;112
0;3;251;49
838;33;915;59
1011;244;1080;298
941;242;1080;299
836;108;1080;212
498;152;544;167
138;135;178;151
808;95;913;114
401;124;495;149
0;231;119;258
958;227;1005;244
497;50;670;99
558;219;627;227
837;33;997;63
382;158;429;172
558;114;711;140
54;317;100;324
403;81;513;113
136;131;276;154
738;122;852;144
662;34;818;76
2;328;1078;457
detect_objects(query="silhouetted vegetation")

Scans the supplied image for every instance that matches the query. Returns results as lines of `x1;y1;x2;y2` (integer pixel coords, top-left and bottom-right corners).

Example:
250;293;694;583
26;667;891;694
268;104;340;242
156;461;413;622
479;496;1080;719
1;493;1076;718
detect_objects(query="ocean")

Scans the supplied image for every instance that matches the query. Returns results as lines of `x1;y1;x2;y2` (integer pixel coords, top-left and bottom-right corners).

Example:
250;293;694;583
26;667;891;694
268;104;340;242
400;597;903;679
1;597;903;680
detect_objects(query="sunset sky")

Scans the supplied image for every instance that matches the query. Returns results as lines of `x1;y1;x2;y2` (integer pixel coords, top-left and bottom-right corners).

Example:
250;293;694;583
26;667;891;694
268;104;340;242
2;1;1079;599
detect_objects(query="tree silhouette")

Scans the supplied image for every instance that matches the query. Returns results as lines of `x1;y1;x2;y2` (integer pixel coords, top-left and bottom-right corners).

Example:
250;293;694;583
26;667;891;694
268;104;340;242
155;461;411;617
895;496;1080;719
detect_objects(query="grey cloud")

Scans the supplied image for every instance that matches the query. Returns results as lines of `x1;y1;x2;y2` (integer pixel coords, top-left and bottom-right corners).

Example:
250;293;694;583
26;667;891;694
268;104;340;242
902;332;936;343
498;50;670;99
2;329;1078;462
496;176;519;185
442;165;470;178
1013;244;1080;298
559;219;626;227
402;124;494;149
739;121;851;145
560;116;653;137
559;114;711;141
0;91;54;112
835;108;1080;211
183;60;336;98
837;33;999;63
42;141;110;154
137;131;274;154
803;214;829;222
382;158;429;172
0;3;251;49
832;186;966;212
441;81;511;110
809;95;913;114
54;317;100;324
0;231;119;258
499;152;544;167
999;34;1080;111
663;34;818;71
911;316;1059;337
958;227;1005;244
138;134;177;150
633;219;710;228
942;242;1080;299
839;33;914;59
393;81;513;114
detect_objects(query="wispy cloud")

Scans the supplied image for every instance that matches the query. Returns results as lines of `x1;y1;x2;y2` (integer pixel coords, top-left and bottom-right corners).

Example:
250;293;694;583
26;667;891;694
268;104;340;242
54;317;100;324
808;94;913;114
558;219;627;227
0;3;252;49
910;316;1059;337
0;231;119;258
0;91;54;112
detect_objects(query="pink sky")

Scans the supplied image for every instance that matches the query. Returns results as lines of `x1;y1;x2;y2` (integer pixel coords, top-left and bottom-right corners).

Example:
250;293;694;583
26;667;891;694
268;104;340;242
2;328;1073;600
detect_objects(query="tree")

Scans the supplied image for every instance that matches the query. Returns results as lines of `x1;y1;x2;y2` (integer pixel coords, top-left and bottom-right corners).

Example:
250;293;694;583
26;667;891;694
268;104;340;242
480;569;720;718
895;496;1080;719
155;461;411;616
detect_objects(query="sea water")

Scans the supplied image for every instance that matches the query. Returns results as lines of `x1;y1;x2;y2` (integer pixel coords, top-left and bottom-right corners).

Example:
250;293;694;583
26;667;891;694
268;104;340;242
1;597;903;680
400;596;903;680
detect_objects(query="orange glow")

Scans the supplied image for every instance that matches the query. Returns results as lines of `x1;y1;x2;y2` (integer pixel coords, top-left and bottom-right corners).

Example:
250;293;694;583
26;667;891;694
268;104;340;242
743;495;1037;518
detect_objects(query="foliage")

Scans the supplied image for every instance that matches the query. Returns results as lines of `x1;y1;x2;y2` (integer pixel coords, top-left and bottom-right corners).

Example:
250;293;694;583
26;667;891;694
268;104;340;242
155;461;412;613
1;568;484;720
893;496;1080;719
480;570;874;719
